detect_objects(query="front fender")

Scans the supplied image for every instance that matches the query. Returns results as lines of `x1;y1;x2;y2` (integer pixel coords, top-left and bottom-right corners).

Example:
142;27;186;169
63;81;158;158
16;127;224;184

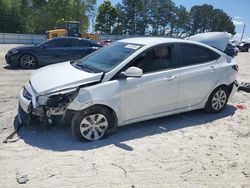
67;80;122;122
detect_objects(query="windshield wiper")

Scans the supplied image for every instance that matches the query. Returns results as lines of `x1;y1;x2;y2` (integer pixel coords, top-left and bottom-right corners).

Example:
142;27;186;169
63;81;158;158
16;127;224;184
74;62;94;73
83;64;94;73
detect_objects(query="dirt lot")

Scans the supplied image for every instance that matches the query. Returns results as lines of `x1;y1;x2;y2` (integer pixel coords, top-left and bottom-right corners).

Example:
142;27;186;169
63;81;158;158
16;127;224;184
0;45;250;187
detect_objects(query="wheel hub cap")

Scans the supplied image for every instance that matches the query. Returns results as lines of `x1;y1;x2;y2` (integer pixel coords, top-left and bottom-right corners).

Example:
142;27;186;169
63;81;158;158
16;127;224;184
22;56;36;68
212;90;227;110
80;114;108;141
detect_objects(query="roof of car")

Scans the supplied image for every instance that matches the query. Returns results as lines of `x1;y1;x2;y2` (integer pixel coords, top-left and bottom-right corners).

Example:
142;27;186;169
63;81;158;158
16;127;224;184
51;37;91;41
119;37;190;45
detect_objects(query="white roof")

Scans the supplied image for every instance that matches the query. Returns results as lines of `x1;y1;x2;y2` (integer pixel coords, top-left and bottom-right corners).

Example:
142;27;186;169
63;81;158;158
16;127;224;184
119;37;186;45
118;36;225;54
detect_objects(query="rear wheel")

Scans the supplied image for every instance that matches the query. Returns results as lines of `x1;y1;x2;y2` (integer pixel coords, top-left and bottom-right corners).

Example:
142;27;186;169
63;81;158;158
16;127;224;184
204;86;229;113
71;106;117;141
20;54;37;69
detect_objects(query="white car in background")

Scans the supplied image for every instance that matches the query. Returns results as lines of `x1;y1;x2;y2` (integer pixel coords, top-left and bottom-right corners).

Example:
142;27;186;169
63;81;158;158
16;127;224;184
18;36;239;141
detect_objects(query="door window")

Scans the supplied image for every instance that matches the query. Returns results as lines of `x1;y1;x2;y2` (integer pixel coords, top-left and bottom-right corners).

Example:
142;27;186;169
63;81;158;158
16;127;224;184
44;38;67;47
68;39;89;47
133;45;175;73
179;44;220;66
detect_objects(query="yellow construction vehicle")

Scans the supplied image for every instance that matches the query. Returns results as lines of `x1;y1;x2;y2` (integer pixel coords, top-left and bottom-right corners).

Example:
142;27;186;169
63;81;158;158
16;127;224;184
46;21;99;41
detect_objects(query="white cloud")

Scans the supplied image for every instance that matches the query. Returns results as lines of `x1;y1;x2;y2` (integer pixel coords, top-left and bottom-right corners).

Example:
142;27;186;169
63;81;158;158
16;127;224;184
232;33;242;41
233;20;244;26
232;34;250;42
234;16;242;19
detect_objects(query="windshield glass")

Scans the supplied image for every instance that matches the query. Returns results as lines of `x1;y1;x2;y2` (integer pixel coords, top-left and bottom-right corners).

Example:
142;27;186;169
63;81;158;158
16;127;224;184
77;42;143;73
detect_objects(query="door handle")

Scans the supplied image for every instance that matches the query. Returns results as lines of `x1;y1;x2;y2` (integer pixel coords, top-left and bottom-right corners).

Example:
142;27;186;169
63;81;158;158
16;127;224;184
210;66;217;72
164;75;176;81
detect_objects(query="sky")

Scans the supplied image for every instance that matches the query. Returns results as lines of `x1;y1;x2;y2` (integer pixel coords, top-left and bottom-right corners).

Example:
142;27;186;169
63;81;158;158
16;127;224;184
96;0;250;41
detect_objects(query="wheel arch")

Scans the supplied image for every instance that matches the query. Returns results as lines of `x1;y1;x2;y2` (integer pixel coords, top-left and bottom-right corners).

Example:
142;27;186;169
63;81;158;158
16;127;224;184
76;104;118;126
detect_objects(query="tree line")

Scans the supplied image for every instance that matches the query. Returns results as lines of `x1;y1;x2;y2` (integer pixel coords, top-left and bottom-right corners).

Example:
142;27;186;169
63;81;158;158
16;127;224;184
0;0;96;34
0;0;235;37
95;0;236;37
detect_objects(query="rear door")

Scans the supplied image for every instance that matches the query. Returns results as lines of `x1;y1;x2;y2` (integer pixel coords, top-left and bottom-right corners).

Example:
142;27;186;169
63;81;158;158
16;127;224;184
66;38;91;60
176;43;221;109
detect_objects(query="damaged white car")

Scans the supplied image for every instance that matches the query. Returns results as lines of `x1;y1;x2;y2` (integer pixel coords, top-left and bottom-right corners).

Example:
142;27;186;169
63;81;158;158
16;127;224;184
18;36;239;141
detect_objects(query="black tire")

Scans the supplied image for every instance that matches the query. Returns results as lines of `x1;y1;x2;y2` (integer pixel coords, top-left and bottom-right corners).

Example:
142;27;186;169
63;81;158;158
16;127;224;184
71;106;117;142
20;54;37;69
204;86;229;113
238;82;250;93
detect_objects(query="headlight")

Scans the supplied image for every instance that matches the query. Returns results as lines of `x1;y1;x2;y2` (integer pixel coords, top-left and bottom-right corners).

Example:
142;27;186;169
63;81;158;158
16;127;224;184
37;95;49;105
37;88;78;106
12;49;19;54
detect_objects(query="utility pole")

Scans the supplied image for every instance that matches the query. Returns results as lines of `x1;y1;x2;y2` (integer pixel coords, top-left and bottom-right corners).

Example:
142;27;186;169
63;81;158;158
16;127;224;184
240;23;246;42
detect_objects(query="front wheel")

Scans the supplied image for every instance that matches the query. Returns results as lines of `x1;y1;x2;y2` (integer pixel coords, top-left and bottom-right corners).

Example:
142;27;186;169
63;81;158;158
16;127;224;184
204;86;229;113
20;54;37;69
71;106;117;141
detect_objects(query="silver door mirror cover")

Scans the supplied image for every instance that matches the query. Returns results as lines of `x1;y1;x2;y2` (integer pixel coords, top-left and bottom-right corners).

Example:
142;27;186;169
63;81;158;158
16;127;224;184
123;66;143;78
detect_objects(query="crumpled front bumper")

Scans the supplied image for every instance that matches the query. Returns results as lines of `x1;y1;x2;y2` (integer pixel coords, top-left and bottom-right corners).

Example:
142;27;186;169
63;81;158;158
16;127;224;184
18;87;32;124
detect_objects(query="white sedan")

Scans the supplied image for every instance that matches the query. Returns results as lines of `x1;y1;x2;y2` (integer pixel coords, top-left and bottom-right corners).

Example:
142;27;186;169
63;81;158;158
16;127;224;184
18;36;239;141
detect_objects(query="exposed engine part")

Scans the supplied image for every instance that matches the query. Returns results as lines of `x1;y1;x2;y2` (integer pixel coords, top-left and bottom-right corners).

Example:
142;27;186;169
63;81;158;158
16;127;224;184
49;107;67;115
47;92;77;108
46;109;53;124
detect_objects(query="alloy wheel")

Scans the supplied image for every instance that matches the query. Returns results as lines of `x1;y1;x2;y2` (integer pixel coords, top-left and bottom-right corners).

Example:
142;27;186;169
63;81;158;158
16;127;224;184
80;114;108;141
21;55;37;69
211;89;227;110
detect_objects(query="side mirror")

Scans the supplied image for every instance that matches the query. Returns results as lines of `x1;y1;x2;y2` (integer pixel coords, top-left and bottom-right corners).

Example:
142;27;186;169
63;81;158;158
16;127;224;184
41;44;49;48
122;66;143;78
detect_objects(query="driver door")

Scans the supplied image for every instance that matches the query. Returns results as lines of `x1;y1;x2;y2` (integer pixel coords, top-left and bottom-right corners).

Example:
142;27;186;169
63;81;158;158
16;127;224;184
119;44;180;122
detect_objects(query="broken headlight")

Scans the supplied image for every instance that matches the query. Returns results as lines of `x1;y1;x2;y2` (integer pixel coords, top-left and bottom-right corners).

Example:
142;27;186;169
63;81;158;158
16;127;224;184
37;88;78;107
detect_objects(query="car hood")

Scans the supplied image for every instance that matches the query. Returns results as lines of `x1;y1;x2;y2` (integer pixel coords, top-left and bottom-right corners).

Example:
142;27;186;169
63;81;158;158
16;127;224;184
188;32;232;51
30;61;103;94
11;45;36;52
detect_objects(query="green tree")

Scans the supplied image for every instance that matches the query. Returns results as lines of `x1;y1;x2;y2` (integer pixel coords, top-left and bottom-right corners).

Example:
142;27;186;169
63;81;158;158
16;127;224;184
170;5;190;37
121;0;149;35
95;1;118;34
0;0;96;34
149;0;175;36
189;4;235;35
112;3;125;35
0;0;23;33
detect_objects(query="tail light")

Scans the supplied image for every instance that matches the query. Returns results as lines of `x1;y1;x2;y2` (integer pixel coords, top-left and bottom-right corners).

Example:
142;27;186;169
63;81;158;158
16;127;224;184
232;64;239;72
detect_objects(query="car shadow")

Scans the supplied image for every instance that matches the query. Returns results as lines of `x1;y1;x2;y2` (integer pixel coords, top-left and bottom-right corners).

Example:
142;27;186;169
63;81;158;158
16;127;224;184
3;65;22;70
15;105;237;152
3;65;39;70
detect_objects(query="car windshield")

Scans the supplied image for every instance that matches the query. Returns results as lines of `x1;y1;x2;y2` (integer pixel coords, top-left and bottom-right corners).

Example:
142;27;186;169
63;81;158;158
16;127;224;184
76;42;143;73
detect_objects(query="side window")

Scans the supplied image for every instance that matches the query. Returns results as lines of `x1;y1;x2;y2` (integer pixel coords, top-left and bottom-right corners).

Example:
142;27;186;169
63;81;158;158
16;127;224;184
68;39;81;47
179;44;219;66
45;39;67;47
79;40;89;47
68;39;89;47
133;45;174;74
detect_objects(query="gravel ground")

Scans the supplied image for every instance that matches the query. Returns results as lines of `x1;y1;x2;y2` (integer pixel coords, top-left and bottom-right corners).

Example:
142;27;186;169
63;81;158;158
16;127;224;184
0;45;249;187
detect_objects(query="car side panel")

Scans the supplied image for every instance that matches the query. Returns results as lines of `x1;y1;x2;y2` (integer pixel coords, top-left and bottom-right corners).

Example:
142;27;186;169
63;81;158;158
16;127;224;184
177;60;221;109
67;80;123;123
119;69;180;121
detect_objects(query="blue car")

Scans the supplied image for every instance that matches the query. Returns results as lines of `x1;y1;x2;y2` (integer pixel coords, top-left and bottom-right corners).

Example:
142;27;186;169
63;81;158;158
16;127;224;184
5;37;102;69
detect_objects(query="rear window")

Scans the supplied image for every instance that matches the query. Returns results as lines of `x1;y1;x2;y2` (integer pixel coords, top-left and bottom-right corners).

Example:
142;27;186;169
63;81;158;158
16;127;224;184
179;44;220;66
68;39;89;47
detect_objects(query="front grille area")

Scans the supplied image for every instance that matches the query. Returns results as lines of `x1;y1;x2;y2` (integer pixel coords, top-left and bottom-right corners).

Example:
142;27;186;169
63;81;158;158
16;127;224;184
22;87;32;100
